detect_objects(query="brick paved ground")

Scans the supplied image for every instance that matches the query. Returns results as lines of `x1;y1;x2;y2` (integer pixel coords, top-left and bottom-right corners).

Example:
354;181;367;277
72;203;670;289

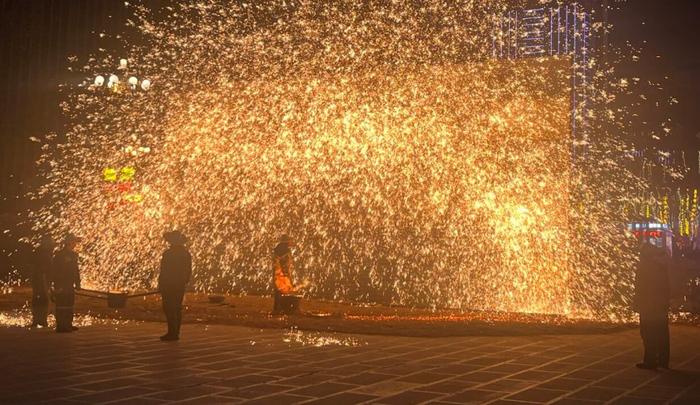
1;322;700;404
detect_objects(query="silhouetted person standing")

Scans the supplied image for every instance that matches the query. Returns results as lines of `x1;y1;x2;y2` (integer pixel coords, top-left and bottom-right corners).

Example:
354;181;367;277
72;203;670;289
51;234;81;333
30;236;55;328
634;242;670;369
272;234;295;314
158;230;191;341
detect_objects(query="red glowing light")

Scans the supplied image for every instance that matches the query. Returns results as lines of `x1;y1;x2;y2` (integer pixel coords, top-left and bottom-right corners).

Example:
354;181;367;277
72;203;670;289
633;230;663;238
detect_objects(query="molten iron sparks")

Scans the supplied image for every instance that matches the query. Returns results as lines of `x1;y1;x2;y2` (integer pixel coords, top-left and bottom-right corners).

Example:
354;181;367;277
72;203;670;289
283;327;366;347
0;304;129;328
23;1;651;321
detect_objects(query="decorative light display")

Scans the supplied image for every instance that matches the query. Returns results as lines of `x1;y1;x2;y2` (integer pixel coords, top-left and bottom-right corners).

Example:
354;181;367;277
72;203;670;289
632;151;699;237
103;166;143;208
493;3;591;152
692;189;698;237
623;146;698;237
676;188;699;237
93;59;151;94
661;195;669;225
24;0;655;320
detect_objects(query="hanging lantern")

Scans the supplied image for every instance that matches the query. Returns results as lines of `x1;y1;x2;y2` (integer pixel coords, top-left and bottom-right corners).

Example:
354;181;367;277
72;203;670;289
94;75;105;87
140;79;151;91
119;58;128;69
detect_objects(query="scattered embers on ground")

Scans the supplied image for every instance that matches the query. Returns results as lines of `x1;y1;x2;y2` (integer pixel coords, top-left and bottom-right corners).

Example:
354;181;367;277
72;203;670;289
0;287;641;337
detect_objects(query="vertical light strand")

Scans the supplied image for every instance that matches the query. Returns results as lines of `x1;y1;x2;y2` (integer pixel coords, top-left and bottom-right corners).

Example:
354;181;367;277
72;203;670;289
693;189;698;238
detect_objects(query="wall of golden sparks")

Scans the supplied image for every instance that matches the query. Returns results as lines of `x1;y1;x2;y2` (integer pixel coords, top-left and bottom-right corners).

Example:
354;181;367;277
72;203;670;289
27;1;644;320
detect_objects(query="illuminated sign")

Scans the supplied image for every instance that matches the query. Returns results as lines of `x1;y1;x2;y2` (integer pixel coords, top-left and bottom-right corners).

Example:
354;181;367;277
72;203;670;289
102;166;143;208
627;222;669;231
632;230;663;239
104;167;136;182
103;168;117;182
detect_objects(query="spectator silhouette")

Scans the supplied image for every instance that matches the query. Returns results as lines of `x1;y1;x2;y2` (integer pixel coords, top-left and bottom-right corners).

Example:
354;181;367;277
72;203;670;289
51;234;82;333
30;236;55;328
158;230;191;341
634;241;671;369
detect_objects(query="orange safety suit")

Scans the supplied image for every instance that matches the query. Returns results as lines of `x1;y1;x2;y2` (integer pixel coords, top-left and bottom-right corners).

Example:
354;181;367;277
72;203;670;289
273;250;294;294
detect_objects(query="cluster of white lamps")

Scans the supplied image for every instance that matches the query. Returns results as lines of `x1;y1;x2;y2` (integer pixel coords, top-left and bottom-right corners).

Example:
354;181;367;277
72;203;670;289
93;59;151;91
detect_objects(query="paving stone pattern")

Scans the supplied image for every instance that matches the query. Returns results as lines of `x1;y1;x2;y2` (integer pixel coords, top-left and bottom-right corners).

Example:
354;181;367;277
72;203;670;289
2;322;700;404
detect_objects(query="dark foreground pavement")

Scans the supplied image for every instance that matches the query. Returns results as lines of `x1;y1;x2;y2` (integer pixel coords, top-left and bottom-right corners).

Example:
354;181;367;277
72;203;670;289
1;322;700;404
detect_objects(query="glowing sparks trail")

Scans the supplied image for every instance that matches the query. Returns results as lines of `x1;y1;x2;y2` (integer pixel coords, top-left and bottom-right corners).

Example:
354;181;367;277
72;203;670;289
282;328;366;347
26;1;646;320
0;305;129;328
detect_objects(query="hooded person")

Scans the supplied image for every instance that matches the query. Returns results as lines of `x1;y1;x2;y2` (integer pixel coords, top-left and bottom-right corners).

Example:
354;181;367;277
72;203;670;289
271;234;295;314
158;230;192;341
51;234;82;333
633;241;671;369
31;236;55;328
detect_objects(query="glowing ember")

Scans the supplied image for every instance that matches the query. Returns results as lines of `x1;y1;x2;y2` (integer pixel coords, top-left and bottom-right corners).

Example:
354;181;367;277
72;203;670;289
283;328;365;347
346;313;576;326
0;304;129;328
22;1;650;321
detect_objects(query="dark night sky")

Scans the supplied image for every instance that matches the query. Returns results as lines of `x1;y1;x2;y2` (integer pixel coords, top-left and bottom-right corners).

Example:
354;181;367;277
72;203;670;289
1;0;700;202
609;0;700;149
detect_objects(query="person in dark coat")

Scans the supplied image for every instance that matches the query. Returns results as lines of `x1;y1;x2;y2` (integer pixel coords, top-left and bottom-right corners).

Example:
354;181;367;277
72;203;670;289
633;241;671;369
51;234;82;333
30;236;55;328
158;230;192;341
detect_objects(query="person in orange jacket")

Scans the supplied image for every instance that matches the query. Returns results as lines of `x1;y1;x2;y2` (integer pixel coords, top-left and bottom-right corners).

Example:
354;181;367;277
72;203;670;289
272;234;295;313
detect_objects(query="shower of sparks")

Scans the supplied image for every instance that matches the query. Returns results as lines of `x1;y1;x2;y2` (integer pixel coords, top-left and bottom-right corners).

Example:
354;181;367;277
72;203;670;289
283;327;366;347
21;1;657;321
0;304;128;328
346;312;589;326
